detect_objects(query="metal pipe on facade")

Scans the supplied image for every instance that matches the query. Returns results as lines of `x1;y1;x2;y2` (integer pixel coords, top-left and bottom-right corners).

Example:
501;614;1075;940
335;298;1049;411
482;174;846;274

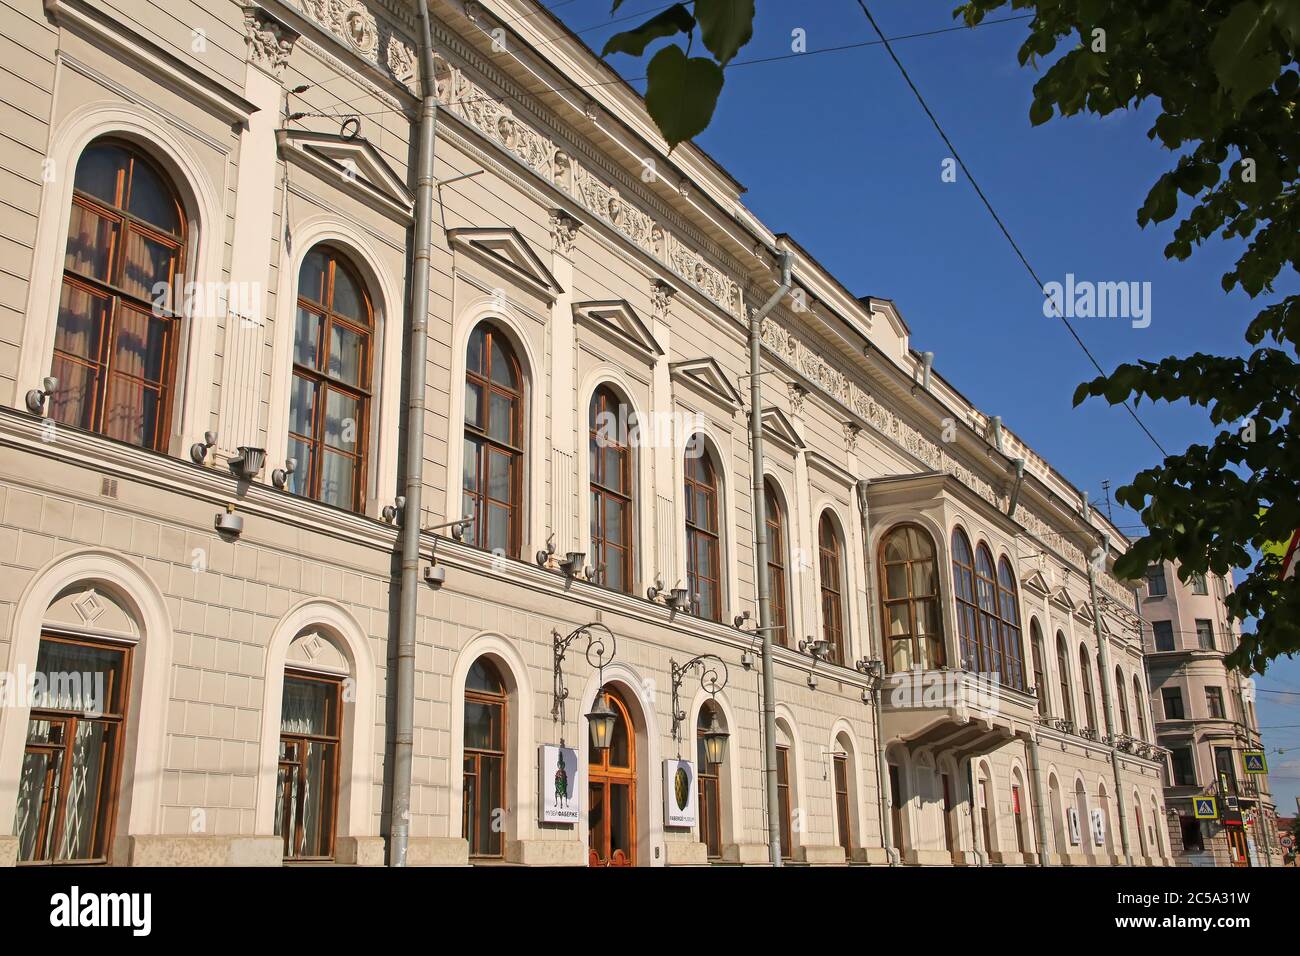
389;0;440;867
1088;534;1133;866
748;248;794;867
856;479;897;864
1026;732;1052;866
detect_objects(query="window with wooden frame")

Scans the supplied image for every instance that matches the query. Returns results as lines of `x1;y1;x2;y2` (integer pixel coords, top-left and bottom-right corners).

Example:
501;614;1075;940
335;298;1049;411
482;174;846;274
833;752;852;857
275;671;342;861
696;703;723;860
1012;783;1027;854
1055;632;1074;724
996;557;1024;689
951;528;983;672
463;323;524;556
588;386;632;593
888;764;904;855
1205;685;1226;720
1162;686;1185;721
1079;647;1097;731
880;524;943;672
1132;675;1147;740
765;481;789;646
51;140;186;451
289;246;373;512
463;658;507;860
818;513;846;666
973;544;1003;679
14;634;131;864
1116;667;1131;736
684;443;721;622
776;743;793;860
1030;620;1048;716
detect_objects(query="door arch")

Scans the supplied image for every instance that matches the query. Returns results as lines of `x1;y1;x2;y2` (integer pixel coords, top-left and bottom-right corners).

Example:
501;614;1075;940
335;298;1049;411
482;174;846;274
588;686;637;866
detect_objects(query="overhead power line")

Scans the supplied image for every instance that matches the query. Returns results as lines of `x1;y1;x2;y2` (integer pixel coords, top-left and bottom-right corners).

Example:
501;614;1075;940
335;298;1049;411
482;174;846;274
853;0;1168;458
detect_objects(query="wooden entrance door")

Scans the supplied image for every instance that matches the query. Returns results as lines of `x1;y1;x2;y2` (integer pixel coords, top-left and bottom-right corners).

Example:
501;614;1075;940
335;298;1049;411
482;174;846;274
588;687;636;866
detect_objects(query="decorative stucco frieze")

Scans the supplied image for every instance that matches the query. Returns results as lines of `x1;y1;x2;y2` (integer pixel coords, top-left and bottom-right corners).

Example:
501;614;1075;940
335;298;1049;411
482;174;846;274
287;0;416;88
244;6;299;77
548;210;581;256
426;48;742;317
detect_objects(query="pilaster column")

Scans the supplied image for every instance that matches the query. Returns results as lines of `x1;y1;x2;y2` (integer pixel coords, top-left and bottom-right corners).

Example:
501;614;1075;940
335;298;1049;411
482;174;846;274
548;210;581;555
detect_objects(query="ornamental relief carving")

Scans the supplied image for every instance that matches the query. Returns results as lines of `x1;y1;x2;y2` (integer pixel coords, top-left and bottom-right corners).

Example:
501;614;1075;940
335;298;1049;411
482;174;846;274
244;8;298;76
289;0;416;87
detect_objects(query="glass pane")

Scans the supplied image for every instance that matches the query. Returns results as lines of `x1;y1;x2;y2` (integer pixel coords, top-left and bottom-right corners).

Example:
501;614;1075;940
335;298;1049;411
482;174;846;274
54;282;110;362
467;326;484;375
464;380;483;429
299;248;328;306
111;304;169;384
328;322;366;387
891;637;913;672
603;545;626;592
489;337;516;387
298;740;336;857
124;157;181;235
57;719;112;860
885;565;908;600
464;700;502;750
330;264;363;321
912;560;935;597
286;436;312;497
604;496;625;546
324;390;359;451
74;144;128;205
608;704;629;767
462;438;480;493
289;375;318;439
487;449;511;502
610;783;631;859
280;677;337;736
477;755;502;855
886;603;910;637
293;308;322;369
319;450;355;509
119;227;180;303
49;356;98;433
15;746;61;862
102;377;161;448
487;391;515;444
64;202;117;281
466;659;505;694
486;503;509;554
33;640;128;714
603;447;625;493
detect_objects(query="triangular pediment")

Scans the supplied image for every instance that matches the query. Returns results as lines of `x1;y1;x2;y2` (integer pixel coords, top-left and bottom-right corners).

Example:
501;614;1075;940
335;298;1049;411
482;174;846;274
1075;601;1096;625
447;227;562;300
1050;586;1077;613
573;300;662;360
1022;569;1051;596
759;407;804;451
670;356;742;412
277;129;413;222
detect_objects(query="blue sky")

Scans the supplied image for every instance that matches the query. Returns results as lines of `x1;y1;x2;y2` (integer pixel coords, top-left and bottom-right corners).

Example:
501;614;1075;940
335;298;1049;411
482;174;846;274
546;0;1300;816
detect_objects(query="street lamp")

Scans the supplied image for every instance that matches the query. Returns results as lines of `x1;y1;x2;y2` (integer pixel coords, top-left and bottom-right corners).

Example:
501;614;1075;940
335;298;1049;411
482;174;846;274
699;706;729;767
586;690;618;753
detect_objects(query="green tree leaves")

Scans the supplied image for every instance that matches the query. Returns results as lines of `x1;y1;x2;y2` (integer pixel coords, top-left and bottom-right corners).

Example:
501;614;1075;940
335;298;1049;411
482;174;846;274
645;45;725;148
958;0;1300;670
601;0;757;148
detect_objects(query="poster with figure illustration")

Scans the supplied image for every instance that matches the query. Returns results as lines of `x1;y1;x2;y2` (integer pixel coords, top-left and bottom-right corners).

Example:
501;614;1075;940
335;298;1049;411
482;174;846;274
539;744;580;824
662;758;697;828
1091;807;1107;847
1067;807;1081;845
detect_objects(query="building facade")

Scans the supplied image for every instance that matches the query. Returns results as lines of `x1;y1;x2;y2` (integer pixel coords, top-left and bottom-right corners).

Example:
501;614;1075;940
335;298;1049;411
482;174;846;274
0;0;1170;867
1140;561;1283;866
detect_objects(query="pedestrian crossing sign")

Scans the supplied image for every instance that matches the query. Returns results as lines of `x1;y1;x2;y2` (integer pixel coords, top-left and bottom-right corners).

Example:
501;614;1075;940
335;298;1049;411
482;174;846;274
1243;751;1267;773
1194;797;1218;820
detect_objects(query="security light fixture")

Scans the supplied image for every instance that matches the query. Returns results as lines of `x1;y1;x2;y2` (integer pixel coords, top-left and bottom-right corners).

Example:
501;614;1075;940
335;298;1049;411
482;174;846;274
230;446;266;481
800;637;832;662
190;431;218;465
25;377;58;416
271;457;297;489
559;551;585;579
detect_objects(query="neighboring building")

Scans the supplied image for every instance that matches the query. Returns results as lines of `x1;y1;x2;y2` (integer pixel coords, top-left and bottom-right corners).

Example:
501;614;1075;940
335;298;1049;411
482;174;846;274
1140;562;1283;866
0;0;1170;867
1278;815;1295;866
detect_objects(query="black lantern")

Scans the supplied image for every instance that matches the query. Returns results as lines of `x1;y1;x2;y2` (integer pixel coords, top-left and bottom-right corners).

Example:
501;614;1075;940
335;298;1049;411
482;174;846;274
700;709;729;767
586;689;618;753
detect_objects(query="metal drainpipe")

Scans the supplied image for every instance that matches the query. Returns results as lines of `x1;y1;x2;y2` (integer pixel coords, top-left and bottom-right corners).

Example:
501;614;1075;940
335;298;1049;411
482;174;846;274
748;249;793;867
389;0;440;867
1088;551;1133;866
855;479;897;865
1026;732;1052;866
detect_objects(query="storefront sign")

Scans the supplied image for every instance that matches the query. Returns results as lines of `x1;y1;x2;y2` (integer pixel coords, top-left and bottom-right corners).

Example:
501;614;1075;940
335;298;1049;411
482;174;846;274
539;744;581;824
662;758;697;828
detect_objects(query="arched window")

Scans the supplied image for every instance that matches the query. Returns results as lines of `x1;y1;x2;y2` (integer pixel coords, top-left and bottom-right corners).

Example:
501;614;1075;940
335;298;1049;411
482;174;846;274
696;702;724;860
974;545;1002;679
952;529;978;670
764;481;789;647
1116;666;1131;737
463;658;506;859
588;687;636;866
776;728;795;861
52;140;186;451
818;512;846;666
684;442;721;621
1079;647;1097;732
1030;620;1047;717
277;669;343;860
996;557;1024;689
289;245;373;511
880;524;943;672
1132;674;1147;741
15;634;132;862
1056;632;1074;724
833;733;856;858
464;323;523;556
589;386;632;592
